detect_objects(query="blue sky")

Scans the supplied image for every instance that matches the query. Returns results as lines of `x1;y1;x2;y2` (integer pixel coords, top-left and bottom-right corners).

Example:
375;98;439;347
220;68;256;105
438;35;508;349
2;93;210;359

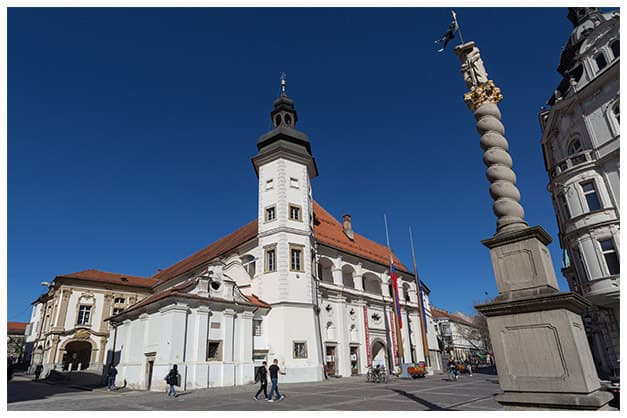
8;7;584;322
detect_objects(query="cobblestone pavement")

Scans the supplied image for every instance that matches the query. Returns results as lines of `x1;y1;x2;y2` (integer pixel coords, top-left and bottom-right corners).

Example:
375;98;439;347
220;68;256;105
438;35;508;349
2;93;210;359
8;371;503;411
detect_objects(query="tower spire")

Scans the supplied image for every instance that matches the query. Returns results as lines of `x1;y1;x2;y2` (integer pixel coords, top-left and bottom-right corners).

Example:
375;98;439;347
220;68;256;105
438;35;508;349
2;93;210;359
280;72;287;96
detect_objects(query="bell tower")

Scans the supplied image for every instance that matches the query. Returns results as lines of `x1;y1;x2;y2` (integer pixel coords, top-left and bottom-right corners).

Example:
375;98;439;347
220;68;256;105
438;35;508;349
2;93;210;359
251;75;322;382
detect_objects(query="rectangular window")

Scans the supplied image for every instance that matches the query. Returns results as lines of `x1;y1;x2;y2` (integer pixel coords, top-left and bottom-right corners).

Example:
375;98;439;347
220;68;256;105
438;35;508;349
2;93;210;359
114;297;125;304
599;239;620;275
265;179;274;190
77;305;91;325
290;177;299;188
265;206;276;222
581;181;602;211
265;248;276;272
207;340;222;361
559;193;571;220
112;307;123;316
290;248;303;271
293;341;308;359
289;204;301;221
253;319;262;336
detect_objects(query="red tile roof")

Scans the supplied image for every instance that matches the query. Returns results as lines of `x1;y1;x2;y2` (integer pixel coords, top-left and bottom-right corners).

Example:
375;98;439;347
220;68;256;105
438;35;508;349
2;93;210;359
7;321;28;334
153;220;258;285
152;201;410;286
431;307;476;327
312;201;410;273
57;270;157;288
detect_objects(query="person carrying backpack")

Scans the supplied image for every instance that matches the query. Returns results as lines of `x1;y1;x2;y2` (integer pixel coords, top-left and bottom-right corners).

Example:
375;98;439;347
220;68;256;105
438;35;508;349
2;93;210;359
253;361;268;400
165;364;179;398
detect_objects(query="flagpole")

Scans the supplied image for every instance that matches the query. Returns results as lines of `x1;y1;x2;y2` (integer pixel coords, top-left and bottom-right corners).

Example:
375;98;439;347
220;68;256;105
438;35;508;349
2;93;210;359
383;214;405;373
409;227;431;368
452;10;464;44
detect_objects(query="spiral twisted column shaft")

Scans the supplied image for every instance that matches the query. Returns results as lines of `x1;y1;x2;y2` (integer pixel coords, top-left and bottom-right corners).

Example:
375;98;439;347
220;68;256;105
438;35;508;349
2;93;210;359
474;102;528;235
454;41;528;235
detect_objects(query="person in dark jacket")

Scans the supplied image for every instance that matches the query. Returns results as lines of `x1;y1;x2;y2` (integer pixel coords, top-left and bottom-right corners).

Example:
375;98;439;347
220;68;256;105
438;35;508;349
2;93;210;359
267;359;285;402
253;361;268;400
165;364;179;398
107;364;118;390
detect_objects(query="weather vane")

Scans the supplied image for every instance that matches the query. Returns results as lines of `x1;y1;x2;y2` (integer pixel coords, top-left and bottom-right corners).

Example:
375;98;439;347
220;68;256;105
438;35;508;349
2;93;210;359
280;72;287;95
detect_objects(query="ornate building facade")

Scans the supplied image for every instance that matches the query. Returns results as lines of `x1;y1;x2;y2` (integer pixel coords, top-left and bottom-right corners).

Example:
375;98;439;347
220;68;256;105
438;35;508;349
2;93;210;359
539;7;620;379
24;270;155;377
27;84;434;390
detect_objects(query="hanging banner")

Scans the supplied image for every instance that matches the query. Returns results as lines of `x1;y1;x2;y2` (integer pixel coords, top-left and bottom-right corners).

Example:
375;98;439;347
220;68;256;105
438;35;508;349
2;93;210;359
363;306;371;367
389;311;399;367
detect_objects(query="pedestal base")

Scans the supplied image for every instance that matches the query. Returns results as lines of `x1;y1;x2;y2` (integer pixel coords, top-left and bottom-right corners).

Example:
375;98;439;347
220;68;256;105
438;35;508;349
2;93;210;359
496;390;614;410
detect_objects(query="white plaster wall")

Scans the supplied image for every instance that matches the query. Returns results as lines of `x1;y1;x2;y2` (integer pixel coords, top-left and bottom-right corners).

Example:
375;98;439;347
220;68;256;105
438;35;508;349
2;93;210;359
263;305;322;383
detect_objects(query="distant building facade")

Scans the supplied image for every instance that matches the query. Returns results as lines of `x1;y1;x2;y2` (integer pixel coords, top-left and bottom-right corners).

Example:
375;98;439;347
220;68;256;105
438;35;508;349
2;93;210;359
25;271;155;376
432;307;485;361
8;322;28;364
539;7;619;379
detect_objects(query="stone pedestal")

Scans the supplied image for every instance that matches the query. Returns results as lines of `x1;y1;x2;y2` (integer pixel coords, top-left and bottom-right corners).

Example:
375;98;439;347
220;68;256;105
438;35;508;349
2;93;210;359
477;226;612;410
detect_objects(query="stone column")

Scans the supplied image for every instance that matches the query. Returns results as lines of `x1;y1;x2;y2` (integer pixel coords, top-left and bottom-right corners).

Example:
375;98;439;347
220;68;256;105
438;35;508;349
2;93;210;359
222;309;235;363
331;268;343;287
455;41;611;410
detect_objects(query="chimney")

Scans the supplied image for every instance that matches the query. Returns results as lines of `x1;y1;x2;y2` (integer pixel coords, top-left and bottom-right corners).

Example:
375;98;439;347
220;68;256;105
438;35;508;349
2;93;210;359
343;214;354;241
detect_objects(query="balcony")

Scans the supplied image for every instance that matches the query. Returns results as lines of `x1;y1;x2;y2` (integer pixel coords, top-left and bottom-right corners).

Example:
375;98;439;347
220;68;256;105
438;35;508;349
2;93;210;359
580;276;620;306
550;150;594;178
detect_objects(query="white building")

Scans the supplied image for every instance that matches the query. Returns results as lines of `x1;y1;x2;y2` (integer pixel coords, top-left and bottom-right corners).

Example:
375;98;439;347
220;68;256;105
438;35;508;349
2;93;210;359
27;84;435;390
539;7;619;379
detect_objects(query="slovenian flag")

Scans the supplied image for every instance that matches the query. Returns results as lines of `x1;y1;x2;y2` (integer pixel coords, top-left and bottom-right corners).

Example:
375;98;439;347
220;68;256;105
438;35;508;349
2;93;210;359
390;257;402;328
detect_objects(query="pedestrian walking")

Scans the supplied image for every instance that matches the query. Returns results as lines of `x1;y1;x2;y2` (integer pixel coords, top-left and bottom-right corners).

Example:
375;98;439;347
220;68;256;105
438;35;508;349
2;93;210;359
447;358;458;381
465;359;473;376
165;364;180;398
253;361;268;400
107;364;118;390
267;359;285;402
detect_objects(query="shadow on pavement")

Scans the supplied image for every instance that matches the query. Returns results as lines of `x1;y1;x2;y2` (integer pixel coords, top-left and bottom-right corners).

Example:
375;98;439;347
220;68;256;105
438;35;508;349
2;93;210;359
8;378;95;403
390;389;449;411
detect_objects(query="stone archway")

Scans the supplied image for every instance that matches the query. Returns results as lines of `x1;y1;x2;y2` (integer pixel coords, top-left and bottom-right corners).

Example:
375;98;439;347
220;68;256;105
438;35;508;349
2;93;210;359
371;339;387;368
61;340;93;371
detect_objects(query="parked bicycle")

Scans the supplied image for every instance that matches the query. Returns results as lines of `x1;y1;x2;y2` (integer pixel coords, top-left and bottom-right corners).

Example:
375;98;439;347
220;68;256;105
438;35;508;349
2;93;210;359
366;365;388;383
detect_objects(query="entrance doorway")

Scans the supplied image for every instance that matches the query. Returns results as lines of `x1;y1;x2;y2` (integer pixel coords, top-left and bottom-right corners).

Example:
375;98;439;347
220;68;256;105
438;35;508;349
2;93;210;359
62;341;92;371
350;346;359;375
145;353;156;390
325;346;336;376
371;340;387;368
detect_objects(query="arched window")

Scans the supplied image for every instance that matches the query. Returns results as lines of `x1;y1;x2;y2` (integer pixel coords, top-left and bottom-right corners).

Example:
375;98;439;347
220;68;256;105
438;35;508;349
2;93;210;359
241;255;256;277
567;138;583;156
611;40;620;59
317;258;334;284
342;265;355;288
595;53;608;71
402;283;411;303
363;273;381;295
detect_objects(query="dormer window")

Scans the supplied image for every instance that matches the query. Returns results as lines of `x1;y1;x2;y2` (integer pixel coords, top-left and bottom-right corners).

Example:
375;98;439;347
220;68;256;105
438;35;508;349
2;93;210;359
595;53;608;71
